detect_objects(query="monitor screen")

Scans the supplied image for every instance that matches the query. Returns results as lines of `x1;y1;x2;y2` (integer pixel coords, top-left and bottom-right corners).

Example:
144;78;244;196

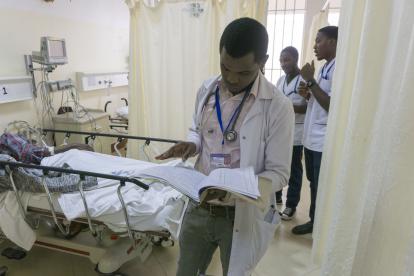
48;40;65;58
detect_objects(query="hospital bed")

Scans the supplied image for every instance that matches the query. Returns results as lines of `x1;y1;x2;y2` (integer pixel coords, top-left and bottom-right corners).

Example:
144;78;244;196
0;132;185;275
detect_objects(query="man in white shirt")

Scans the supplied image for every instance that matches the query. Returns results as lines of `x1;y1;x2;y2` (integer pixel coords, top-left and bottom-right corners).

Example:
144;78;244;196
275;46;307;220
156;18;294;275
292;26;338;235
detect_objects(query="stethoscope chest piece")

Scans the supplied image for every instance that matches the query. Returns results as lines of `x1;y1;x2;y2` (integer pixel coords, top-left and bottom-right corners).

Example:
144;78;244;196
224;130;237;142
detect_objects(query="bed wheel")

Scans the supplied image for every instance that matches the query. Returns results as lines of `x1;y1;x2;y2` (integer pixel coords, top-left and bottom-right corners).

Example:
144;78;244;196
97;273;126;276
152;236;174;247
95;264;126;276
151;236;162;246
161;239;174;247
1;247;26;260
0;266;8;276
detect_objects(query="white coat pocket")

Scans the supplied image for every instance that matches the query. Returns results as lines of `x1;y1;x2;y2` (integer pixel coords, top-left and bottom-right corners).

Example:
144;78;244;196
250;209;280;267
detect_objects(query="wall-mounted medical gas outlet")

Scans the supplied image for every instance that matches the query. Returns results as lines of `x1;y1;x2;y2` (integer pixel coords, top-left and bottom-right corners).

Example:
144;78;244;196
0;76;33;104
76;72;128;92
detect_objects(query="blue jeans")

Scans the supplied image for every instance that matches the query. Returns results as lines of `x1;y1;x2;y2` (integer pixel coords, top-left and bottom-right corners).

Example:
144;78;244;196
276;145;304;209
304;148;322;223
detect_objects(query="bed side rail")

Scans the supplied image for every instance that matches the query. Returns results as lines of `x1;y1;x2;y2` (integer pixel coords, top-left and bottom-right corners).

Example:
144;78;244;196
0;160;148;190
41;128;179;145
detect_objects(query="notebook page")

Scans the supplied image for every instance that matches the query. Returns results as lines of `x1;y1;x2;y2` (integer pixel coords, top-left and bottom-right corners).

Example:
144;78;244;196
137;165;205;202
199;167;260;198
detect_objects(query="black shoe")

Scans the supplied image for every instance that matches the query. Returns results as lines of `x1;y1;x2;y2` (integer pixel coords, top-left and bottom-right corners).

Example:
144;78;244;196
281;207;296;221
1;247;26;260
292;221;313;235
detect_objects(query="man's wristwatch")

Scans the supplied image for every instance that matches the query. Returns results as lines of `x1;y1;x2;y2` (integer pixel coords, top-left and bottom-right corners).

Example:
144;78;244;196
306;79;316;88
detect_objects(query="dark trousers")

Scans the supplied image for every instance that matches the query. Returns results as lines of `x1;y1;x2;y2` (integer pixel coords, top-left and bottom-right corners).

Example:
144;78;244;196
304;148;322;223
176;202;234;276
276;145;304;209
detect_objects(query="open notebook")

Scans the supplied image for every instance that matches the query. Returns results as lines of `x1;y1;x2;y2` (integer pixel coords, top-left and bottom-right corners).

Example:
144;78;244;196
137;166;266;208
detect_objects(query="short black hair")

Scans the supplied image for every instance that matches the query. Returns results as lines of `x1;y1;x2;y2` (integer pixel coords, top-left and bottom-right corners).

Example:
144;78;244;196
318;26;338;40
281;46;299;62
219;17;268;62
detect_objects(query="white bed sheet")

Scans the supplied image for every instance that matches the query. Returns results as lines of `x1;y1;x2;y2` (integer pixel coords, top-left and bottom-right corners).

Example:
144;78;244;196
27;191;186;238
116;106;129;119
39;150;187;238
0;150;188;250
0;191;35;251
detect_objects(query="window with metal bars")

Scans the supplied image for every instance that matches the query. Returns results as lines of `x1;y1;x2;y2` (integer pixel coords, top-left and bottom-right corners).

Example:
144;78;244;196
265;0;307;84
328;7;340;25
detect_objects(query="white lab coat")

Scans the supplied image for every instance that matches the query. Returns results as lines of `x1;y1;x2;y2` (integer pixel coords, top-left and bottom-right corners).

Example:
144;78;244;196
187;72;295;275
276;74;307;146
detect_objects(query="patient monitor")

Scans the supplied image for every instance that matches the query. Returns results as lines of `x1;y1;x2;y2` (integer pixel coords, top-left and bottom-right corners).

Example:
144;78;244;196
25;37;68;96
32;37;68;65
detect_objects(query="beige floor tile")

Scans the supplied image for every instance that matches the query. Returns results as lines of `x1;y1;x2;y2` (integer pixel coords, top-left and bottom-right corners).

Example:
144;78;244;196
160;260;177;276
0;242;94;276
152;243;180;264
140;251;161;267
120;259;166;276
205;250;223;276
70;256;97;276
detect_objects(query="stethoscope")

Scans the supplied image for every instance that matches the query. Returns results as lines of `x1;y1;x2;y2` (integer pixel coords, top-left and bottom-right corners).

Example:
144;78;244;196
282;74;300;97
200;83;252;144
320;60;335;80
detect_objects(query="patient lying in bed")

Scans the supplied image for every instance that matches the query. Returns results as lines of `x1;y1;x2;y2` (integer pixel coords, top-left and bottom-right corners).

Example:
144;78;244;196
0;132;97;193
0;132;93;164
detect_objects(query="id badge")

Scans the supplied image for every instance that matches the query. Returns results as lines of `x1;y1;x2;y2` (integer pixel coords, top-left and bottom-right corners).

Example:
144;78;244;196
210;153;231;169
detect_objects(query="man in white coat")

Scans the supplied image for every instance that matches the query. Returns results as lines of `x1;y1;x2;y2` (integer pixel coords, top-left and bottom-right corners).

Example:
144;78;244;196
275;46;307;220
156;18;294;276
292;26;338;235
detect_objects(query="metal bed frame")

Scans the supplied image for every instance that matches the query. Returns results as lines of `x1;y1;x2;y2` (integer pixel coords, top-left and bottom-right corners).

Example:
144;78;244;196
42;128;178;145
0;131;182;275
42;128;179;158
0;160;173;275
104;98;129;130
0;160;148;241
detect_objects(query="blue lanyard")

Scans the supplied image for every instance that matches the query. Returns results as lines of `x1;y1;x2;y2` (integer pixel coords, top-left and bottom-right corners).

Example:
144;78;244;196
214;85;251;145
321;60;335;80
283;75;300;96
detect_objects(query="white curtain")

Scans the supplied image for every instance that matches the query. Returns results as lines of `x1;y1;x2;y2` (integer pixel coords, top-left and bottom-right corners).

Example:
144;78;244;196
309;0;414;275
300;9;328;70
125;0;267;159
